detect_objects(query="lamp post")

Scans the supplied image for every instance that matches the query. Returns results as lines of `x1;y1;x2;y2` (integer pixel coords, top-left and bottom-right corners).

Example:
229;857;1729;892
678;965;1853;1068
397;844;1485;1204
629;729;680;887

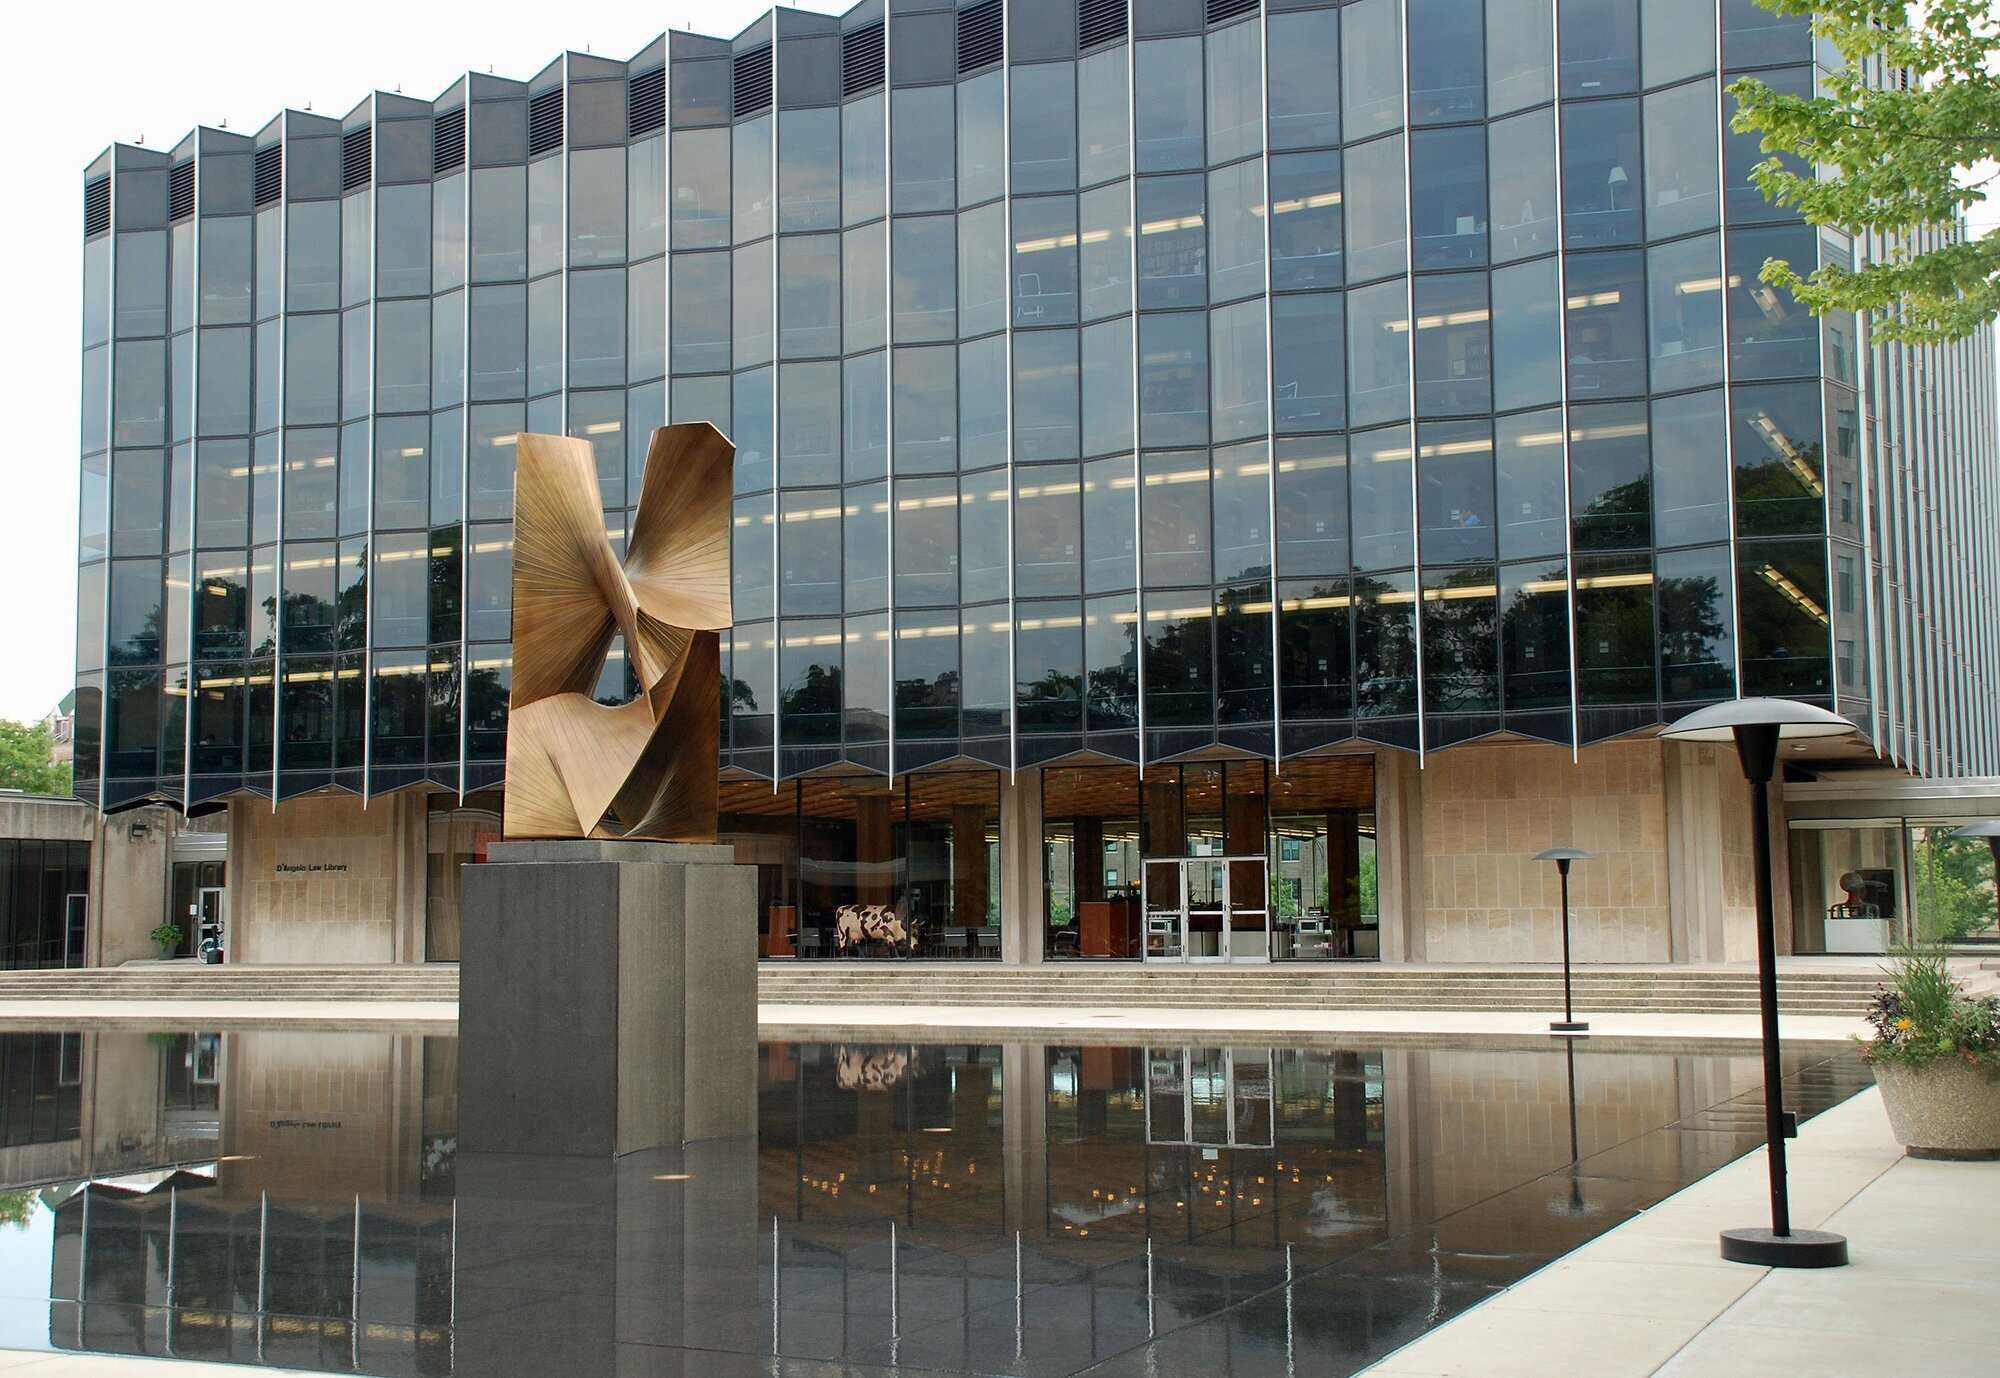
1534;847;1593;1034
1662;697;1856;1268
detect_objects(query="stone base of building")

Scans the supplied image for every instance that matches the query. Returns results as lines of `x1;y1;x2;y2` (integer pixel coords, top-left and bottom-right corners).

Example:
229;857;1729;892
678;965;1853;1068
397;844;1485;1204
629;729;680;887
457;840;757;1155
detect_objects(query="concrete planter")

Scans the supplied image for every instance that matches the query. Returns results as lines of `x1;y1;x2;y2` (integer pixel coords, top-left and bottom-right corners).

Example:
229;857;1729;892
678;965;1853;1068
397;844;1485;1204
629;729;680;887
1873;1058;2000;1160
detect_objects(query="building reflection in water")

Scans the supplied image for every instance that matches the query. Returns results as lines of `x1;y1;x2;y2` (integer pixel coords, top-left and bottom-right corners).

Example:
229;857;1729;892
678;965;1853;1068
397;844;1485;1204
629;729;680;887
0;1029;1871;1377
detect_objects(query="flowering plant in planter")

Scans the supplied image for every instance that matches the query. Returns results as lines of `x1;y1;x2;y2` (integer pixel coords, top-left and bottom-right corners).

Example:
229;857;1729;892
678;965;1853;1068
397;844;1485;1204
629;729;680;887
1861;945;2000;1160
1860;945;2000;1072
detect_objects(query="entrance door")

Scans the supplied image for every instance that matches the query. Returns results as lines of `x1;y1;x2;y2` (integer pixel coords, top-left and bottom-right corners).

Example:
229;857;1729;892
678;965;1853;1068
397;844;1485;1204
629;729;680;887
62;894;86;968
1143;860;1184;960
1185;859;1227;962
1144;857;1272;963
1227;856;1269;961
196;887;225;962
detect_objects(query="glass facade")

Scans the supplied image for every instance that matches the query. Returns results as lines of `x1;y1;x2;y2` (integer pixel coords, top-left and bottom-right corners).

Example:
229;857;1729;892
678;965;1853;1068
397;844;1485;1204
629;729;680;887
74;3;2000;920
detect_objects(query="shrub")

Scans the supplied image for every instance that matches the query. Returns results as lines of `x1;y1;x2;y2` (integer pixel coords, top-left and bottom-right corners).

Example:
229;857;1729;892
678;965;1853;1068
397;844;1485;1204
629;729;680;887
149;922;184;952
1860;943;2000;1074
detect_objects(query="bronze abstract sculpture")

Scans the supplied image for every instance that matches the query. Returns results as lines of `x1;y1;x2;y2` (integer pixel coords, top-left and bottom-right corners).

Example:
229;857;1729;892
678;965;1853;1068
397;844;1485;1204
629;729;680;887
502;423;732;841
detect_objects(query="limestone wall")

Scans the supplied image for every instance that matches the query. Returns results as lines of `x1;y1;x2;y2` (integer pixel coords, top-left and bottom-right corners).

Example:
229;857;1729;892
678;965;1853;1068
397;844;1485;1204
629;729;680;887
93;805;177;966
227;793;426;963
1416;741;1672;962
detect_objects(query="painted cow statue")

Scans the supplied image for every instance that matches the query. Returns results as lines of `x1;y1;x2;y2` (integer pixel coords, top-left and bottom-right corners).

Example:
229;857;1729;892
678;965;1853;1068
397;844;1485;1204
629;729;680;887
834;903;917;956
835;1045;913;1091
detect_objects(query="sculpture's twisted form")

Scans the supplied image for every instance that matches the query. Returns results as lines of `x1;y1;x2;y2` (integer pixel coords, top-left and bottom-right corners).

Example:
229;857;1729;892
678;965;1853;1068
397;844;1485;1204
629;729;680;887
502;423;733;841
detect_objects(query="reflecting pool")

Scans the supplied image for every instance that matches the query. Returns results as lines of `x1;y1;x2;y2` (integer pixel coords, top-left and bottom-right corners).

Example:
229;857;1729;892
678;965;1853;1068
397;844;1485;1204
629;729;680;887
0;1030;1869;1376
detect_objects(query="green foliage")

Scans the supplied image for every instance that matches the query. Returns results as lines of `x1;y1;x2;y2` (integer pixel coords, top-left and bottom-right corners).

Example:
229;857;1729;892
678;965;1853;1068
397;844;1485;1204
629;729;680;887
0;720;71;796
1358;853;1379;918
150;922;184;952
1913;833;1999;943
1729;0;2000;343
1048;894;1074;927
0;1193;33;1229
1860;943;2000;1072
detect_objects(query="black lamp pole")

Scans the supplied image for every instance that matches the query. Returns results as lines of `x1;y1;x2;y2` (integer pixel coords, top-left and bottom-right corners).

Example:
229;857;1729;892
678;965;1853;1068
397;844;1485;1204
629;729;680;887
1663;697;1853;1269
1735;720;1793;1242
1536;848;1591;1035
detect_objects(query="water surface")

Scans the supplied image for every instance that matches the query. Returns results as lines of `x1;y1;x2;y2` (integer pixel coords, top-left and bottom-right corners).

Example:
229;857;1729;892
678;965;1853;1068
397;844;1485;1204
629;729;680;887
0;1029;1869;1376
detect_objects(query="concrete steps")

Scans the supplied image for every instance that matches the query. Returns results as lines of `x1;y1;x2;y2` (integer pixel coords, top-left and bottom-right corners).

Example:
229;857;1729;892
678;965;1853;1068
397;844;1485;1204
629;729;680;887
0;966;459;1002
755;965;1884;1016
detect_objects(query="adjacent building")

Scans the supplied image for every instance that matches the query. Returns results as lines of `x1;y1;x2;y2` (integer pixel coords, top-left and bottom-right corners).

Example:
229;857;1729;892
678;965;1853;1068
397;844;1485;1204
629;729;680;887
72;0;2000;969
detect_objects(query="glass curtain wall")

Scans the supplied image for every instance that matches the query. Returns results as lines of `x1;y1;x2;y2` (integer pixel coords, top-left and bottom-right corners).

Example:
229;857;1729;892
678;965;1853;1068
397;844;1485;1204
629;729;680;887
722;770;1000;958
0;842;93;970
1044;756;1374;961
75;0;2000;836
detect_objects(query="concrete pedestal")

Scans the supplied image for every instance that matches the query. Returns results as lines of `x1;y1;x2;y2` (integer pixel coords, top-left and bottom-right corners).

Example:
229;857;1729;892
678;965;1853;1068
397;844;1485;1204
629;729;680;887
458;840;757;1156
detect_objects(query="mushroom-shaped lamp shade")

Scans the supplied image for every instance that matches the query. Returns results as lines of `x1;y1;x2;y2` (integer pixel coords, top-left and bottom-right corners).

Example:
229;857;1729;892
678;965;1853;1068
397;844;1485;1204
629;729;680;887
1950;820;2000;840
1658;697;1856;743
1534;847;1594;864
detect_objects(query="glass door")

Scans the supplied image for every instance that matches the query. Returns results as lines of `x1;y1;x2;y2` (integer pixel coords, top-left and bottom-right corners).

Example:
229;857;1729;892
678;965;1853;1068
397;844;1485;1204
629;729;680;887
1185;859;1227;961
63;894;86;968
197;887;225;961
1143;860;1184;960
1226;856;1269;962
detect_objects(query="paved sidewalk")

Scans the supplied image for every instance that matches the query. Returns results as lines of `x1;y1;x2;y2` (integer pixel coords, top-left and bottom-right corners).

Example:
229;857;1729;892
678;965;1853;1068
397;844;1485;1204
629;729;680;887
0;997;1872;1045
0;1000;456;1028
1359;1082;1994;1378
760;1002;1870;1046
0;998;1874;1045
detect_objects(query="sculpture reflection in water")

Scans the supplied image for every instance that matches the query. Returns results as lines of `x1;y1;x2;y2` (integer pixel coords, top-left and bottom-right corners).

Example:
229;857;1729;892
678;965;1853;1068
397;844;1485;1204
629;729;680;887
15;1029;1873;1378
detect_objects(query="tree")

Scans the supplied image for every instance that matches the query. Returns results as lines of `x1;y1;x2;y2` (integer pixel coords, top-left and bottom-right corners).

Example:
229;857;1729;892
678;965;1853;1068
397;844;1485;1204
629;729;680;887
0;721;71;796
1730;0;2000;343
0;1192;32;1229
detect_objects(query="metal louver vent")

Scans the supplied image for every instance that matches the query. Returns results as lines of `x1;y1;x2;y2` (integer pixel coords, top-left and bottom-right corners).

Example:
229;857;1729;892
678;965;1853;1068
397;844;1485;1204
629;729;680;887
83;177;111;238
528;88;565;156
1079;0;1127;50
842;23;884;97
433;107;466;174
1206;0;1259;22
958;0;1004;73
341;127;372;191
628;66;666;137
168;162;196;221
733;46;772;118
252;144;283;206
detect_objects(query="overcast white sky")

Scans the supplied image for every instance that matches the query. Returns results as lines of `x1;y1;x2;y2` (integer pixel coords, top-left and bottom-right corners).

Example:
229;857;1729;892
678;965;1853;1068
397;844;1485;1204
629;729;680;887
0;0;831;726
0;2;1993;726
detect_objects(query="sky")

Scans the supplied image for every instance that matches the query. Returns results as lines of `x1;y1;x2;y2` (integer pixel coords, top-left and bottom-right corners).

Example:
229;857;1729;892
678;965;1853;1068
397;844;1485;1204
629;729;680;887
0;2;1994;726
0;0;830;726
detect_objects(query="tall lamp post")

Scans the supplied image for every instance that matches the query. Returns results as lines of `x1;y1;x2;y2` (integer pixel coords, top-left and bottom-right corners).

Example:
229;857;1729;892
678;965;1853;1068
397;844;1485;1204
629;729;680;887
1534;847;1593;1034
1662;697;1855;1268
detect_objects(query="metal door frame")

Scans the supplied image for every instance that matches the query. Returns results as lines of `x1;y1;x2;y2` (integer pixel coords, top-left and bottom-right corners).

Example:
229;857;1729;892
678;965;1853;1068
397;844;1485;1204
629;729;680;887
1141;857;1272;964
62;893;87;968
196;886;226;961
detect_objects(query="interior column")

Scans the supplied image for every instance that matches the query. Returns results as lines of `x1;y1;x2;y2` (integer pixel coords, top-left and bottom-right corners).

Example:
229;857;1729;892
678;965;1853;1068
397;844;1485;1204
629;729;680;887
855;790;893;907
953;803;989;926
1328;808;1361;928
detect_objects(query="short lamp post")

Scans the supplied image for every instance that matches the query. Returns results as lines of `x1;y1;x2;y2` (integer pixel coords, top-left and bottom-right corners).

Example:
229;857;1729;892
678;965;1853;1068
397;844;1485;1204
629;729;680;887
1534;847;1593;1035
1662;697;1856;1269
